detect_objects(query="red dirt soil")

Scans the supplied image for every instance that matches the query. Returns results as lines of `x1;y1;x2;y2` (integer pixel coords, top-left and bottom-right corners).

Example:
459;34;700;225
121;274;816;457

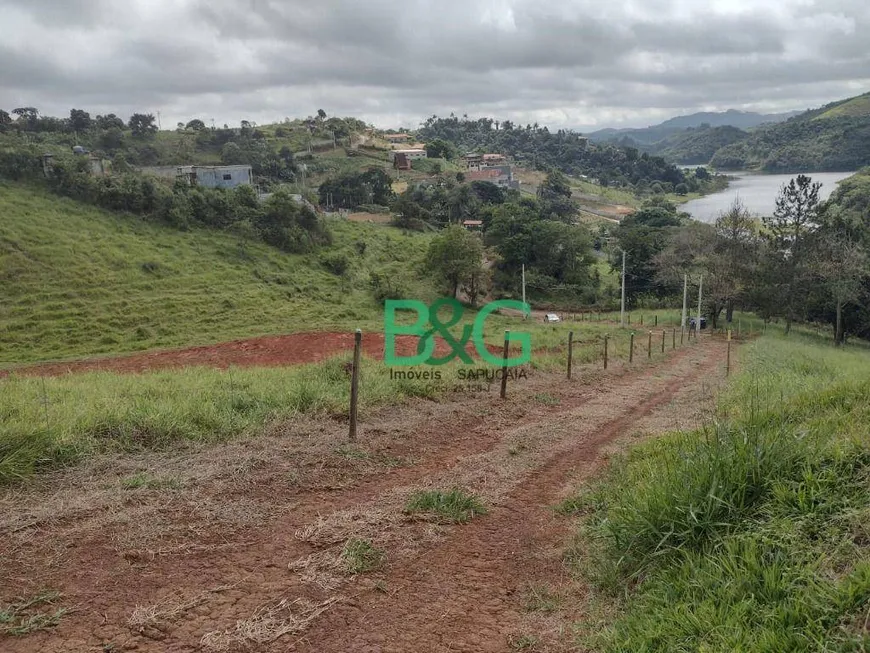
0;338;727;653
1;333;499;378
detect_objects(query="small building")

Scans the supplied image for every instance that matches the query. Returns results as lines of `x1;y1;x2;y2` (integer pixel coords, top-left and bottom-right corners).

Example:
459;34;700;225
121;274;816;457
177;165;253;189
389;149;427;162
464;153;483;171
393;152;412;171
384;133;410;143
466;165;519;189
482;153;505;165
462;220;483;231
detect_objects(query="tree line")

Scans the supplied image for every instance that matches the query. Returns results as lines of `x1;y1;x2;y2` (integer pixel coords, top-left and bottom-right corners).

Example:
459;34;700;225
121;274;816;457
610;170;870;344
0;147;330;254
416;114;727;194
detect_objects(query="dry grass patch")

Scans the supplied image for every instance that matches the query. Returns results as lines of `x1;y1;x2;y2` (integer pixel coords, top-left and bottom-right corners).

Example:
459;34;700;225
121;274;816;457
129;586;230;631
200;597;340;651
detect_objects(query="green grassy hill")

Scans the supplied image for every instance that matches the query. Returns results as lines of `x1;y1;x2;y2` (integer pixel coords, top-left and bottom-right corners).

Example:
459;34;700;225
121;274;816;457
710;91;870;172
0;182;435;365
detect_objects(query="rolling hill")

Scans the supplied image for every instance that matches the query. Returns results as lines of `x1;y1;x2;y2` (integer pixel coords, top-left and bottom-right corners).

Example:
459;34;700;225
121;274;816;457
0;182;435;365
710;92;870;172
587;109;798;145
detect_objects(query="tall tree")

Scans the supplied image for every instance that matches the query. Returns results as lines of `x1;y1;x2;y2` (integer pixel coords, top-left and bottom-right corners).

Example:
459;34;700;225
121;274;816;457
69;108;92;132
714;199;759;323
12;107;39;130
426;225;485;298
762;174;822;332
814;236;867;346
128;113;158;138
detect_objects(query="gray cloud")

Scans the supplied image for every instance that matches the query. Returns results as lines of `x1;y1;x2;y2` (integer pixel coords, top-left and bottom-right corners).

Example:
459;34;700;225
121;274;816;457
0;0;868;131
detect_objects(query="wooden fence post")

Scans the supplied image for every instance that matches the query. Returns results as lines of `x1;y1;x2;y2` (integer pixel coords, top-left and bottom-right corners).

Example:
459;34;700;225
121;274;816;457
500;330;510;399
727;329;732;376
604;335;609;370
567;331;574;380
648;331;653;358
672;328;676;349
654;315;658;327
629;332;635;363
349;329;362;441
640;315;644;326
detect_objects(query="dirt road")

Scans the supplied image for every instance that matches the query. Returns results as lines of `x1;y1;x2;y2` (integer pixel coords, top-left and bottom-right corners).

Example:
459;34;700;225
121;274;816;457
0;338;725;652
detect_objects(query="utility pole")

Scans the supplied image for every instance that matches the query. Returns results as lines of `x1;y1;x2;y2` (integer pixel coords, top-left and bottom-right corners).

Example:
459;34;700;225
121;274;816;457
696;275;703;337
620;250;626;328
681;273;688;329
522;264;527;318
156;111;162;130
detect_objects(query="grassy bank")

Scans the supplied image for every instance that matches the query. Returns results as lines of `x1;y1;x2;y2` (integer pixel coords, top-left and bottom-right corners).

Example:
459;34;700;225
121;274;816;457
0;355;443;483
0;183;435;365
569;333;870;651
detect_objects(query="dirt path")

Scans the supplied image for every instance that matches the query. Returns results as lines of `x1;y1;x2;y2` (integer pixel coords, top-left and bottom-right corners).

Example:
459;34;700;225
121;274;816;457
0;338;726;652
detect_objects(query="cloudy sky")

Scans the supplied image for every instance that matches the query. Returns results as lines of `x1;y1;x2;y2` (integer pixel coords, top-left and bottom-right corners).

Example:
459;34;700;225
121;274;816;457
2;0;869;132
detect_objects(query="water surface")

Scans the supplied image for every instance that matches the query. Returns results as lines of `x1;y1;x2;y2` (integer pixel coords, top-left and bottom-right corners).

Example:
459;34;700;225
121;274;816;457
682;172;856;223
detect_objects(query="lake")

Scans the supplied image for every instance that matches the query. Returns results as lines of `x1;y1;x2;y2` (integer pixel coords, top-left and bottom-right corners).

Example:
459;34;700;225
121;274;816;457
681;171;857;223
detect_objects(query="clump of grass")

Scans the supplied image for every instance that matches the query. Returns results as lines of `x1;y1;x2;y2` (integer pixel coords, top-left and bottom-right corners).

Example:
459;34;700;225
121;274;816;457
533;393;560;406
0;591;65;636
341;538;385;574
522;584;560;614
404;488;487;524
569;333;870;652
508;634;541;650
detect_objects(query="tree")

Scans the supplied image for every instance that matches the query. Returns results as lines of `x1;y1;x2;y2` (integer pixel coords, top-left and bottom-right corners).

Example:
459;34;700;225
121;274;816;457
424;139;456;160
447;184;479;224
0;109;11;132
763;174;822;332
68;108;92;132
675;183;689;196
221;142;245;165
185;119;206;131
95;113;125;130
12;107;39;130
426;225;485;298
713;199;758;322
613;205;682;305
317;109;327;121
128;113;158;138
814;236;867;346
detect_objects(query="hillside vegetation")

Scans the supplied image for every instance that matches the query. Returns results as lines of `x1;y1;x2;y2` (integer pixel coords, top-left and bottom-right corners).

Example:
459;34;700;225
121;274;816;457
0;183;435;365
710;92;870;172
572;333;870;651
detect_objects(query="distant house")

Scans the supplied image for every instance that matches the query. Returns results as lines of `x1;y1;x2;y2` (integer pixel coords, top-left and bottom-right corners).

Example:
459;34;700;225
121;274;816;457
393;152;412;170
384;133;410;143
462;219;483;231
464;152;506;171
466;165;519;189
464;153;483;171
482;153;505;165
389;149;427;162
177;165;253;189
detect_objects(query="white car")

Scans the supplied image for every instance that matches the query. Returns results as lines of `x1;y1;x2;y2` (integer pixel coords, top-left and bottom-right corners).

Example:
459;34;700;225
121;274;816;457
544;313;561;323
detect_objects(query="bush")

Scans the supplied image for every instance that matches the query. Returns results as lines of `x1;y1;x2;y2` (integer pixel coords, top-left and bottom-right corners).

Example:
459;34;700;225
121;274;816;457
319;251;350;276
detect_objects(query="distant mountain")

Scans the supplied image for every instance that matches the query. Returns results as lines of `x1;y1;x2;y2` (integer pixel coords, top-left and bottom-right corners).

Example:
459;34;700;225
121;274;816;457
587;109;800;146
710;92;870;172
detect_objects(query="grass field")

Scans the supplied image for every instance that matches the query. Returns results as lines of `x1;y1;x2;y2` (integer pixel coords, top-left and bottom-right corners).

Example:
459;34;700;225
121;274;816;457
0;182;436;365
568;332;870;651
0;309;678;484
